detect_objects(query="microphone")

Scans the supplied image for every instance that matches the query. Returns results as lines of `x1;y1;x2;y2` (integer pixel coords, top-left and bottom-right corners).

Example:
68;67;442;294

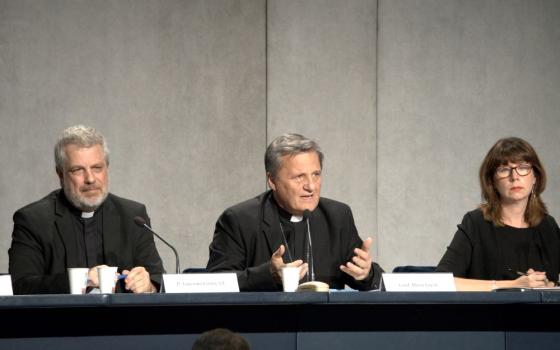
134;216;180;274
302;210;314;281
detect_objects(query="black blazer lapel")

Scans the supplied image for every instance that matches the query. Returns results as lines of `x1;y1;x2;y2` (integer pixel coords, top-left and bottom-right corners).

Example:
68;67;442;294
54;192;82;268
261;192;285;259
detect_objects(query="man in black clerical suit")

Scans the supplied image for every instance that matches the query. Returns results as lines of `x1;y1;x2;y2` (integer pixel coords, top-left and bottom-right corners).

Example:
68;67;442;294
8;125;163;295
207;133;383;291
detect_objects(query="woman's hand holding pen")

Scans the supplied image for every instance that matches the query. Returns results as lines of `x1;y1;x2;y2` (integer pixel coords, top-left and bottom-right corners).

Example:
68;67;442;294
514;268;554;288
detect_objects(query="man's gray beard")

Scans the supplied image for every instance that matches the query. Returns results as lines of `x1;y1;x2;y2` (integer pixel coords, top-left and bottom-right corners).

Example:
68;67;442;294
64;185;108;212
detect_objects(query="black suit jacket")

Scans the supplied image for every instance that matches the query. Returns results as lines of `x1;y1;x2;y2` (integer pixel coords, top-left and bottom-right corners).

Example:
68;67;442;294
206;191;383;291
8;190;164;294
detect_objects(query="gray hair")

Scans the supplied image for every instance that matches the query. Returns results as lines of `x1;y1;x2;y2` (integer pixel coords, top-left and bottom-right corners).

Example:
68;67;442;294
54;125;109;172
265;133;323;177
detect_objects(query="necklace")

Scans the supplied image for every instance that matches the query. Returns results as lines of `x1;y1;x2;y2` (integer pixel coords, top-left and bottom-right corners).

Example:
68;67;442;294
278;221;294;263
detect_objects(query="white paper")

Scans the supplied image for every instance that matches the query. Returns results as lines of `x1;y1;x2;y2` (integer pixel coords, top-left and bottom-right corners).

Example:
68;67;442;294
163;273;239;293
381;273;456;292
0;275;14;296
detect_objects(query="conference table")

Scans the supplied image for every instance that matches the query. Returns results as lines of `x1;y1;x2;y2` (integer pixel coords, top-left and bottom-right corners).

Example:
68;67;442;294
1;290;560;349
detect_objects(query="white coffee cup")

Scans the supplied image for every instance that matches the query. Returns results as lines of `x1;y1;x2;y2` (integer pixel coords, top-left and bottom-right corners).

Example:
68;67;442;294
97;266;118;294
68;267;89;294
281;266;300;292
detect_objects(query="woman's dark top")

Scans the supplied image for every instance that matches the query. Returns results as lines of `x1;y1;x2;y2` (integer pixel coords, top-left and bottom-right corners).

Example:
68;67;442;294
436;209;560;282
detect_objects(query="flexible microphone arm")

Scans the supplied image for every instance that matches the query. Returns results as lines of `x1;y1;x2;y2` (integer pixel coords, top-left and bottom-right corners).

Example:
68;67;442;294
134;216;180;274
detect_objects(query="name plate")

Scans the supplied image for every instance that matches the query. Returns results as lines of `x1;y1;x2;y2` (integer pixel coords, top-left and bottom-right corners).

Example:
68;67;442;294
0;275;13;296
163;273;239;293
381;273;456;292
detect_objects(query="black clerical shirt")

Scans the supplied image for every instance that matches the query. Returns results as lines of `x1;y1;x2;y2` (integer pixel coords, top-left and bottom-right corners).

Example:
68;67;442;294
65;195;104;268
277;206;307;263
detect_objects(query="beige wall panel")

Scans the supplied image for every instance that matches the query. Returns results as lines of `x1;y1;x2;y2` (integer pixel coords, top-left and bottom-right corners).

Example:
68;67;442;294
267;0;378;257
0;0;266;273
377;0;560;271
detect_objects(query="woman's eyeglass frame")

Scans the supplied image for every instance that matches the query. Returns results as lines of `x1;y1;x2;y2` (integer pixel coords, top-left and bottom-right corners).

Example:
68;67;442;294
495;164;533;179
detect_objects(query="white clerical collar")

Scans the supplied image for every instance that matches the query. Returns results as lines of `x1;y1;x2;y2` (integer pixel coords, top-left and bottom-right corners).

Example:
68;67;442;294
290;215;304;223
81;211;94;219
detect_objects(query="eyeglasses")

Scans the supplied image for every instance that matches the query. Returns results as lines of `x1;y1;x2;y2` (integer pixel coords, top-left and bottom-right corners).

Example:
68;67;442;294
495;164;533;179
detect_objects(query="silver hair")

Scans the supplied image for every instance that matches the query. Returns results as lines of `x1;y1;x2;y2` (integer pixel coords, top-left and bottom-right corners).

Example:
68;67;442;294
265;133;323;177
54;125;110;172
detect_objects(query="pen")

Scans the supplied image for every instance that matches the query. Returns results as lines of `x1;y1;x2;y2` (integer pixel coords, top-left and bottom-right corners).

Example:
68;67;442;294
506;268;528;277
117;274;128;280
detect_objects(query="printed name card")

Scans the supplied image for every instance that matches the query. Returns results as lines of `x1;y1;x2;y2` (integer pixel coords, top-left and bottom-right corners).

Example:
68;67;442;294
163;273;239;293
0;275;13;296
381;273;456;292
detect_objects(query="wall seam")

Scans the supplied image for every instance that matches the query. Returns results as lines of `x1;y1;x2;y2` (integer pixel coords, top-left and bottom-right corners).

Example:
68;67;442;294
265;0;269;191
375;0;380;261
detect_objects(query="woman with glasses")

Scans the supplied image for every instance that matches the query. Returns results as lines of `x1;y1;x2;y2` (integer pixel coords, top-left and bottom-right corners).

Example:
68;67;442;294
436;137;559;291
